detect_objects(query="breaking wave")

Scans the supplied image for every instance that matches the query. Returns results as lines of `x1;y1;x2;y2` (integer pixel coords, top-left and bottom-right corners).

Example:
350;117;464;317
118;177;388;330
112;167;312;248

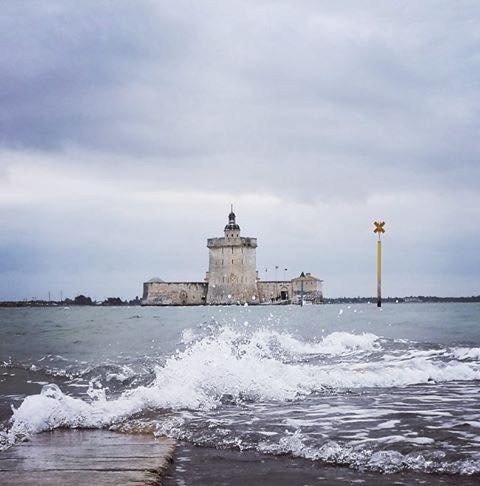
4;326;480;475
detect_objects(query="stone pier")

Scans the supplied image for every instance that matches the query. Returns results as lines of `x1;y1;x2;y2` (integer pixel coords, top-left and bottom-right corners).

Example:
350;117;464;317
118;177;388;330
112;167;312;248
0;429;175;485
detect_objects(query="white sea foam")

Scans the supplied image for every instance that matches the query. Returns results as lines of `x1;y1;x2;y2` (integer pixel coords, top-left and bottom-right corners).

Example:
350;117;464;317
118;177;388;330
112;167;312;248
7;327;480;448
375;419;400;430
105;365;135;383
258;429;480;475
451;347;480;360
272;330;380;356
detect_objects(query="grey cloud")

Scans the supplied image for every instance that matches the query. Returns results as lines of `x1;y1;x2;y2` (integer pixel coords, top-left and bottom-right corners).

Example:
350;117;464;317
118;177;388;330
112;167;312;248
0;1;479;298
2;1;479;165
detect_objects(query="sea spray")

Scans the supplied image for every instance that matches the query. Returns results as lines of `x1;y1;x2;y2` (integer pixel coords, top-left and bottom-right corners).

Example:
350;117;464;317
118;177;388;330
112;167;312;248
4;326;480;475
8;327;480;432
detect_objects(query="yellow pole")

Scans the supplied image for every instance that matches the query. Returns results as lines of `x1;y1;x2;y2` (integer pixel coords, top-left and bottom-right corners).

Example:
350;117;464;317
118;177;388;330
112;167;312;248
377;238;382;307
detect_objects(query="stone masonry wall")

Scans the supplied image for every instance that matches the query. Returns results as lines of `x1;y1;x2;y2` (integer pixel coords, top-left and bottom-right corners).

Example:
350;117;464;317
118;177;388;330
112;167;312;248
206;236;258;304
257;281;292;303
142;282;207;306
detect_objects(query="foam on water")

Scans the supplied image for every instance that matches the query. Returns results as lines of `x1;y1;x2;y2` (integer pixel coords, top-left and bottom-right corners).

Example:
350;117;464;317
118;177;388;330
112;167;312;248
258;430;480;475
451;347;480;360
270;330;380;355
8;328;480;429
5;326;480;474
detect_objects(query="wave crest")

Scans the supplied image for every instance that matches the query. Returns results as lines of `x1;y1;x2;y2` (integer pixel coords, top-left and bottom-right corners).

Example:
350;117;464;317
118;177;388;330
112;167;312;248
6;327;480;450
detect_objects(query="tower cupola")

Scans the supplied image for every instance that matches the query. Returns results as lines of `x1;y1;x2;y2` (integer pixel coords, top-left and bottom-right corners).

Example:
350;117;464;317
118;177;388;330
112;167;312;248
224;205;240;232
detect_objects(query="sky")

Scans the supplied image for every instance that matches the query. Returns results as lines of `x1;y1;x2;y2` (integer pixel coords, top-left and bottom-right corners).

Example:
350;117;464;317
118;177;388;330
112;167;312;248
1;0;479;300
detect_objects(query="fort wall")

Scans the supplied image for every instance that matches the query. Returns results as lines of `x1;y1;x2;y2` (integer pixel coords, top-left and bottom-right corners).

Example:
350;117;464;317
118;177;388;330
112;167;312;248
142;282;207;306
141;209;323;306
257;281;292;303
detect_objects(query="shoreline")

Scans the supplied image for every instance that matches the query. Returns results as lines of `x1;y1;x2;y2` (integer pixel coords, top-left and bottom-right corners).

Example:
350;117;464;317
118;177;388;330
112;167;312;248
165;442;480;486
1;299;480;308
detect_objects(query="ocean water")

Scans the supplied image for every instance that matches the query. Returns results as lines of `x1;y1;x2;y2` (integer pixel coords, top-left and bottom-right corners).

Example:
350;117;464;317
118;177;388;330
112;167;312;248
0;303;479;480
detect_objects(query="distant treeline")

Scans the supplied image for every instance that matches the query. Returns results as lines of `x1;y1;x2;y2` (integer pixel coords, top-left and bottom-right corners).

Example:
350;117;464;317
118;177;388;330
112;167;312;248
324;296;480;304
0;295;142;307
1;295;479;307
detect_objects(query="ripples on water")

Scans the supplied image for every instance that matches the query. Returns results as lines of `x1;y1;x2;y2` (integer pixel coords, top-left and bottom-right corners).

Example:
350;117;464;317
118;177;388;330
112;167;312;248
0;304;479;477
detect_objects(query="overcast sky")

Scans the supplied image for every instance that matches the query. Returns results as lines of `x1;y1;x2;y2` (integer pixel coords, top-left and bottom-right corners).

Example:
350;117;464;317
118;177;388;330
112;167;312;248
1;0;479;300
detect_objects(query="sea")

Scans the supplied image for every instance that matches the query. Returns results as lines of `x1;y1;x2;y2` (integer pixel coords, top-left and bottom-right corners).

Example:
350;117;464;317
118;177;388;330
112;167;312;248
0;303;479;485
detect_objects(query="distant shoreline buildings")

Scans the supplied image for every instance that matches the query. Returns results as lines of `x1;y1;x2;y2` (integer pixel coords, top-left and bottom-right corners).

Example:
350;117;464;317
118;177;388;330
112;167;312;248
2;296;479;308
142;208;323;306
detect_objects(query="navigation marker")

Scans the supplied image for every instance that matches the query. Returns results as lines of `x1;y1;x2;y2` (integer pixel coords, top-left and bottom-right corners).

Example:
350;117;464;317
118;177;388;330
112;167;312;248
373;221;385;307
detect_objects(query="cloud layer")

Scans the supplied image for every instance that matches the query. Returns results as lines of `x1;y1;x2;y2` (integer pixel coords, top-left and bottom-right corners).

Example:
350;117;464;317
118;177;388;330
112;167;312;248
1;1;479;299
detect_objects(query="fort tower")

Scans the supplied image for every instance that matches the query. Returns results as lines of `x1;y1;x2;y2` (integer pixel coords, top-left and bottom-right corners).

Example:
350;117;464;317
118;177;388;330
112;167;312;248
142;207;323;305
205;207;258;304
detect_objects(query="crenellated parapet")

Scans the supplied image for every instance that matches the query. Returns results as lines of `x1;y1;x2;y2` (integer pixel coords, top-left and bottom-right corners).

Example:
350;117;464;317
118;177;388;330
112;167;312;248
207;237;257;248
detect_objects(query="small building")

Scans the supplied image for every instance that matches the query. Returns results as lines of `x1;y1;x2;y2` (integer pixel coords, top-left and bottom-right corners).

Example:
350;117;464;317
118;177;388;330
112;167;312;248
257;273;323;304
142;209;323;305
291;273;324;303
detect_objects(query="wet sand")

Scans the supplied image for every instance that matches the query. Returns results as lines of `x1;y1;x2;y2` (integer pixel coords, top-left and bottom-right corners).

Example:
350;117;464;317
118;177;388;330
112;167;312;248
165;443;480;486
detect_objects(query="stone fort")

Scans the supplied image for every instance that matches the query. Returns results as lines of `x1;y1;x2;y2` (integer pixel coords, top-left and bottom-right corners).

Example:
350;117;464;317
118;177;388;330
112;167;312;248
142;208;323;305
